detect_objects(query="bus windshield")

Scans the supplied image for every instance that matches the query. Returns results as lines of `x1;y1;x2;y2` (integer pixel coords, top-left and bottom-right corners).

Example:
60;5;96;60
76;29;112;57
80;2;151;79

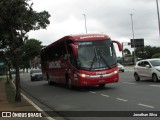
77;39;117;70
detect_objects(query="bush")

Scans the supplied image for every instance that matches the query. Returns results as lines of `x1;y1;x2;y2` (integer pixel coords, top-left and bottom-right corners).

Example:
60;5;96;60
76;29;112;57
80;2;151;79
152;53;160;58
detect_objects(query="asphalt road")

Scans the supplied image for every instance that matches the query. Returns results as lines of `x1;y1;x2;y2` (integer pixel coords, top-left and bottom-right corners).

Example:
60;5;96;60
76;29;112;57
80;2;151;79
20;71;160;120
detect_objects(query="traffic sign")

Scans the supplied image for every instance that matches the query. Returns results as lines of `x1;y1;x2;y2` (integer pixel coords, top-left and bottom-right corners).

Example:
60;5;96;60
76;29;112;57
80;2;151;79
130;39;144;48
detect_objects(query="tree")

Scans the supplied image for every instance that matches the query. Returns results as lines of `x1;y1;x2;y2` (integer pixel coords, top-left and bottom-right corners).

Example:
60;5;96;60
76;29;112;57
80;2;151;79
20;39;42;71
152;53;160;58
123;48;131;56
0;0;50;102
136;46;160;59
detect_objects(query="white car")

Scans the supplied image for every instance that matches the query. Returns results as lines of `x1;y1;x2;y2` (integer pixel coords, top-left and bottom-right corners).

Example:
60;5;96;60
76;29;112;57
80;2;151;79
30;69;43;81
118;63;124;72
134;58;160;82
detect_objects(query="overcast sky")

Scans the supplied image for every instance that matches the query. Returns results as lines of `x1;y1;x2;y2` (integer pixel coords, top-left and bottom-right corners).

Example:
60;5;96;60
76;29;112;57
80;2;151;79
28;0;160;56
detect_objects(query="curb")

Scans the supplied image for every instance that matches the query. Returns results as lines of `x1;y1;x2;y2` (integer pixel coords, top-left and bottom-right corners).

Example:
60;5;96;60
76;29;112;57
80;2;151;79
11;78;55;120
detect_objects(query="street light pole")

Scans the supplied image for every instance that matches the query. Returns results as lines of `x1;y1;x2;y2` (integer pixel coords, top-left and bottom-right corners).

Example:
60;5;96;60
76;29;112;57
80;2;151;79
156;0;160;37
130;13;136;65
82;14;87;33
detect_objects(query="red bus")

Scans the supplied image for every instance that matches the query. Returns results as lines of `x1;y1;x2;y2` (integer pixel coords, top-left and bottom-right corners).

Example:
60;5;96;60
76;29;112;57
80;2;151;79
40;34;122;89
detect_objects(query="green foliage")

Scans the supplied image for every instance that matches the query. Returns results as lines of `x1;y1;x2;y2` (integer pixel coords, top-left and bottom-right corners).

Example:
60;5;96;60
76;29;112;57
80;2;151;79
0;0;50;49
0;0;50;67
136;46;160;59
123;48;131;55
0;0;50;102
22;39;42;59
152;53;160;58
0;51;5;59
20;39;42;68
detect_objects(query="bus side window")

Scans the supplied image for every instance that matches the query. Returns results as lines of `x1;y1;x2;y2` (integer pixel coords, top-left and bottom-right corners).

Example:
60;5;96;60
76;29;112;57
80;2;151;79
41;49;50;63
59;42;67;60
49;42;67;61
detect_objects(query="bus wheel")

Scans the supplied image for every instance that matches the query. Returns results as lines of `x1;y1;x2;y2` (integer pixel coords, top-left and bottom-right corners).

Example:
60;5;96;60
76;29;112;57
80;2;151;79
67;78;72;89
99;84;105;88
48;79;52;85
47;74;53;85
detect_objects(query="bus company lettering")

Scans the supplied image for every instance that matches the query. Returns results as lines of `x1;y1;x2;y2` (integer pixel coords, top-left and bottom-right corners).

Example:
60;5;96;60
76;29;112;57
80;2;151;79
96;71;106;75
80;35;105;39
49;61;61;68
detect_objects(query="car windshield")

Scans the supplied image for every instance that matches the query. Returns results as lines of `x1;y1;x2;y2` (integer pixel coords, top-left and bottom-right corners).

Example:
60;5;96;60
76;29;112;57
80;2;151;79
149;59;160;66
77;39;117;70
32;69;42;73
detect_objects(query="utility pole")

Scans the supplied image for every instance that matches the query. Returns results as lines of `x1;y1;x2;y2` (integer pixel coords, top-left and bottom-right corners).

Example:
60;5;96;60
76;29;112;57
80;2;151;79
130;13;136;65
122;42;124;64
82;14;87;33
156;0;160;37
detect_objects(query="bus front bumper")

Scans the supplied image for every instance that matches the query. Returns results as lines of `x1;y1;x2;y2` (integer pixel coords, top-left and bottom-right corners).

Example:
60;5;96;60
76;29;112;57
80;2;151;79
73;70;119;87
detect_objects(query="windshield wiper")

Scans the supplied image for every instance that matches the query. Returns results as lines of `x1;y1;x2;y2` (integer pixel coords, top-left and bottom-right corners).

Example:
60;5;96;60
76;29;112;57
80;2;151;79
97;49;111;69
90;47;111;70
89;47;98;70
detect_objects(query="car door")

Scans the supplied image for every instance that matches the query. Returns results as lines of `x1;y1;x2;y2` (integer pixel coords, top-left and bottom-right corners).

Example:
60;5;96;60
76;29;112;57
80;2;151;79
143;61;152;77
136;61;144;76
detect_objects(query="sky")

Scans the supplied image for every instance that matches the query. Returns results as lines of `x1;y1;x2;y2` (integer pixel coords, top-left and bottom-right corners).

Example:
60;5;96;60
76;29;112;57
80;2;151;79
28;0;160;57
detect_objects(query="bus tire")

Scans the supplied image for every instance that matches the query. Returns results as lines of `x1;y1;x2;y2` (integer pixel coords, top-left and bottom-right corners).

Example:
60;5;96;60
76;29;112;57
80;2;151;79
48;79;52;85
66;76;72;89
47;73;53;85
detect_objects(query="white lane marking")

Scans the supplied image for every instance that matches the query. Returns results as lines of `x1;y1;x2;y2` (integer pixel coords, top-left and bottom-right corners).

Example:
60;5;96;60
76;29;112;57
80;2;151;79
122;82;136;85
138;103;155;109
101;94;110;97
150;85;160;88
90;91;96;94
116;98;128;102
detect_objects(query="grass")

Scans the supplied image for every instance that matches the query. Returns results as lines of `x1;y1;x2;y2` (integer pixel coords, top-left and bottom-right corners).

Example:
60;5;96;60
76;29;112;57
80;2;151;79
5;80;16;103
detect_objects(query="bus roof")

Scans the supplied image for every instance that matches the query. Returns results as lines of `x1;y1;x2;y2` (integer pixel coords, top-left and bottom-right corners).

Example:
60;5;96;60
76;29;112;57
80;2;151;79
68;34;110;41
45;34;110;49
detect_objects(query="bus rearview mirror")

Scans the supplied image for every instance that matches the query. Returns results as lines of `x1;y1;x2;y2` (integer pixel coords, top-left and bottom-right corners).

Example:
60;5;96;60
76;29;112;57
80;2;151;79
70;43;78;57
112;41;122;52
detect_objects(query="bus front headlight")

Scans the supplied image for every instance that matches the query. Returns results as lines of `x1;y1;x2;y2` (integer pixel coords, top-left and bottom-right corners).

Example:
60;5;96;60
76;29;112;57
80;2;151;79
76;73;89;78
114;70;118;74
81;74;86;77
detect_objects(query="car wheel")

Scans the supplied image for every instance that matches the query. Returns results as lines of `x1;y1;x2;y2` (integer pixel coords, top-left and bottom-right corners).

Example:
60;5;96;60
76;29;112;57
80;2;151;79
152;74;158;82
134;73;140;81
31;78;33;81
